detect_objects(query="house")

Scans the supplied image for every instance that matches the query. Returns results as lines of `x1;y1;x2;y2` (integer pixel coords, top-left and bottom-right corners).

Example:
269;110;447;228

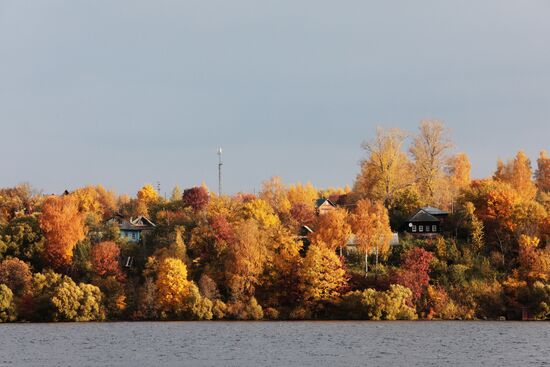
107;214;156;242
316;198;336;215
405;206;449;235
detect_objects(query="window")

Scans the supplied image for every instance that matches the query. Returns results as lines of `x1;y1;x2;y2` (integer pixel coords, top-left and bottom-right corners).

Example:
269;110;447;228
419;225;424;232
412;225;417;232
426;226;431;233
432;225;437;232
131;232;137;240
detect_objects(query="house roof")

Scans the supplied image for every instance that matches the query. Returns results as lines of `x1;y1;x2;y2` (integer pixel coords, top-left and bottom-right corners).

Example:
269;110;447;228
408;209;440;223
107;214;156;231
420;206;449;216
316;198;336;208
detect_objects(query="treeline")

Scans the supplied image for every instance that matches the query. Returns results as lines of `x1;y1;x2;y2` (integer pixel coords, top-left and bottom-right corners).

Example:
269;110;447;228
1;121;550;322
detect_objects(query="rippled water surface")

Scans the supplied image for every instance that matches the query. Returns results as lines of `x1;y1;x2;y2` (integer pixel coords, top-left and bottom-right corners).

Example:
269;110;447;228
1;322;549;367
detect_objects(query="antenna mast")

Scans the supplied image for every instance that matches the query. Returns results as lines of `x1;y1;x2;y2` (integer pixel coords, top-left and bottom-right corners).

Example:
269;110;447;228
217;148;223;196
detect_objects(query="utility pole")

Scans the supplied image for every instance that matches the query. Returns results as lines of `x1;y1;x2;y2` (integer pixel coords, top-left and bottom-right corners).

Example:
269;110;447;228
217;148;223;197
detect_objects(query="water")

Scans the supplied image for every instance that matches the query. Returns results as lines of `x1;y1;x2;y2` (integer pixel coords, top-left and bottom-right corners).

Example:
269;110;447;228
1;322;549;367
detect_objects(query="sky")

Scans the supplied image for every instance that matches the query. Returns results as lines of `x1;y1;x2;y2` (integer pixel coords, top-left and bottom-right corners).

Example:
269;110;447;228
1;1;549;196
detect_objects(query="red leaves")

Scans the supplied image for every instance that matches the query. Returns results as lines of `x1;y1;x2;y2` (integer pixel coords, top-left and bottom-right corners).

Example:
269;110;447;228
393;247;434;303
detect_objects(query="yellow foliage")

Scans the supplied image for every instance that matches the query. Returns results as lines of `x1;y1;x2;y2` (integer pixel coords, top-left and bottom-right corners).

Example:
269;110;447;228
137;184;159;203
243;199;280;229
287;182;318;209
351;199;392;257
156;258;190;312
298;244;348;304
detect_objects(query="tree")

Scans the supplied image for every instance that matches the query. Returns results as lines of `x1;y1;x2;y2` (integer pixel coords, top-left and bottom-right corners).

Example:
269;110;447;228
170;185;183;202
0;184;38;226
243;199;280;229
0;258;32;296
259;177;291;216
287;182;318;209
464;202;484;251
289;202;316;227
351;199;393;274
0;284;16;322
50;277;104;321
155;257;212;320
340;285;417;320
355;127;413;205
298;244;348;307
393;247;434;304
309;207;351;255
155;257;189;314
494;151;537;201
39;195;86;270
536;150;550;192
91;241;125;281
31;270;104;321
410;121;453;202
182;186;210;212
0;214;44;267
137;184;159;203
225;220;268;299
447;153;472;190
517;235;550;283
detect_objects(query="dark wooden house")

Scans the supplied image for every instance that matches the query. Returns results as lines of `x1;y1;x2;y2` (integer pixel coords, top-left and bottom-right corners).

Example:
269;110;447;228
405;206;449;235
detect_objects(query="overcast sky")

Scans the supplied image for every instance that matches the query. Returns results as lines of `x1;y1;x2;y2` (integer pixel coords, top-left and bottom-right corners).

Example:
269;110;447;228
1;1;549;196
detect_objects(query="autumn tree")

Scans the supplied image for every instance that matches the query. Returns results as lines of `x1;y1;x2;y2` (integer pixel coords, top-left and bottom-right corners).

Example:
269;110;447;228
446;153;472;207
464;202;484;251
494;151;537;201
393;247;434;304
297;244;348;310
351;199;392;274
225;220;268;300
287;182;318;209
0;258;32;296
155;257;212;320
31;270;104;322
0;184;39;226
0;214;44;267
309;207;351;256
410;120;453;204
136;184;159;215
259;176;291;216
447;153;471;190
243;199;280;229
536;150;550;192
170;185;183;202
91;241;125;281
182;186;210;212
0;284;16;322
517;235;550;283
40;195;86;270
355;127;413;205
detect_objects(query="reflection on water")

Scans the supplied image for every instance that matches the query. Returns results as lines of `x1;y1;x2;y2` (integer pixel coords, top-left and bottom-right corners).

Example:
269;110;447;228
1;322;549;367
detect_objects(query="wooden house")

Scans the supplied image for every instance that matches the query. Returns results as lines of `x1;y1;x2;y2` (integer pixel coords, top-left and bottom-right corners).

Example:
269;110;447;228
107;214;156;242
405;207;449;235
316;198;336;216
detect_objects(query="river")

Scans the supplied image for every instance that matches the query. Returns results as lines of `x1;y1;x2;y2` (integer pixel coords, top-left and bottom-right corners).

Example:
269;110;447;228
1;321;549;366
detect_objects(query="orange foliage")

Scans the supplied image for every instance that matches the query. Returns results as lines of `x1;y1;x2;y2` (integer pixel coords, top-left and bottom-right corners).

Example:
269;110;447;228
39;195;86;269
309;207;351;252
91;241;125;281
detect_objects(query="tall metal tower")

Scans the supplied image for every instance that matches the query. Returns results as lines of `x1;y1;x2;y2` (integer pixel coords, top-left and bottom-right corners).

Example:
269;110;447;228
217;148;223;196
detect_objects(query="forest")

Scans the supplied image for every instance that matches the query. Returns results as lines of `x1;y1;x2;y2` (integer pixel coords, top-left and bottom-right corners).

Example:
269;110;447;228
1;121;550;322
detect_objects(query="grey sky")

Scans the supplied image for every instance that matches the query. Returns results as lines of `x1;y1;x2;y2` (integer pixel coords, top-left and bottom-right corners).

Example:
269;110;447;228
1;1;549;196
